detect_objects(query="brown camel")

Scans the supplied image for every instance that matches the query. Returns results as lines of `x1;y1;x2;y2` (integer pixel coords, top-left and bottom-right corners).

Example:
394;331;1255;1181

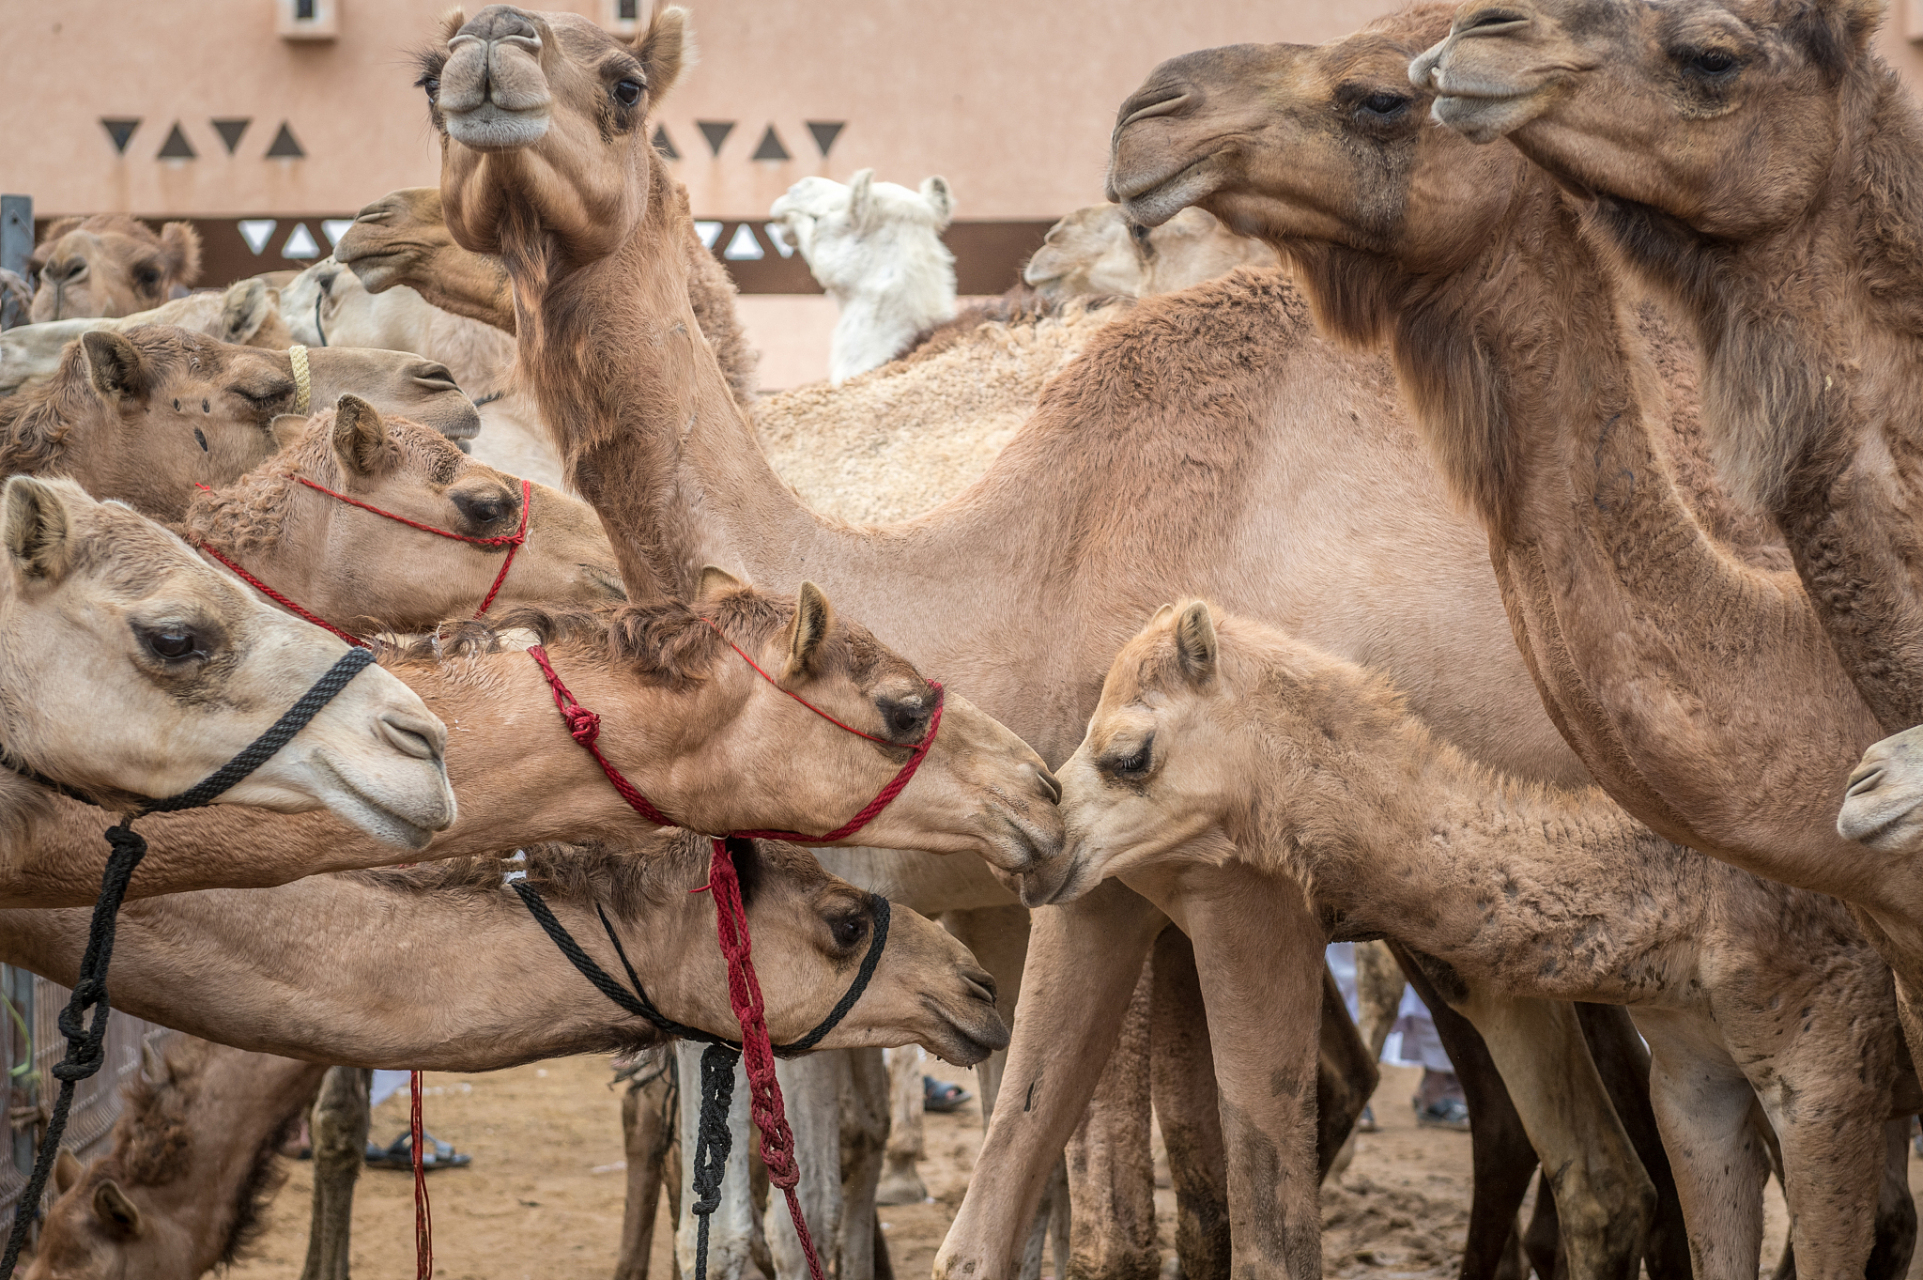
1;326;483;521
1058;600;1921;1280
0;473;453;851
29;216;201;323
1413;0;1923;746
183;396;624;633
8;836;1009;1280
0;581;1062;909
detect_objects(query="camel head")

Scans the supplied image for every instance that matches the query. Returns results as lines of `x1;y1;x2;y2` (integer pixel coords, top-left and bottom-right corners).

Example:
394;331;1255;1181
29;216;202;324
335;187;456;296
1412;0;1878;236
1838;726;1923;853
424;5;691;261
769;171;957;298
0;476;455;843
183;396;624;633
0;326;481;522
1023;203;1279;301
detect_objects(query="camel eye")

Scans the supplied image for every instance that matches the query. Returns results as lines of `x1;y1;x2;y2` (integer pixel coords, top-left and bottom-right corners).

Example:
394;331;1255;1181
1104;735;1155;779
137;625;206;663
1360;92;1411;119
830;915;865;949
421;76;440;100
1684;49;1738;77
613;79;643;107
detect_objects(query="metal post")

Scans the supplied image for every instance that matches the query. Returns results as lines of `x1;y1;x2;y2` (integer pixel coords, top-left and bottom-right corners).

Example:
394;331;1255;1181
0;196;33;330
2;965;35;1178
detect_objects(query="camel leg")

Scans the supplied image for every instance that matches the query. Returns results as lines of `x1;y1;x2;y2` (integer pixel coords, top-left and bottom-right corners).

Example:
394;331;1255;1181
1869;1118;1917;1280
934;879;1169;1280
1316;965;1378;1178
1063;957;1160;1280
1520;1182;1561;1280
300;1066;369;1280
1634;1011;1765;1280
876;1046;927;1206
1352;939;1405;1059
1572;1004;1691;1280
1387;942;1544;1280
839;1047;890;1280
1150;927;1231;1280
1762;1078;1886;1279
674;1042;757;1280
616;1054;677;1280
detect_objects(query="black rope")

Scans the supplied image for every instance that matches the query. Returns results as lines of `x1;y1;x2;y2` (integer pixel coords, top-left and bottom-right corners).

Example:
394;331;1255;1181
690;1041;738;1280
0;646;378;1275
779;897;888;1054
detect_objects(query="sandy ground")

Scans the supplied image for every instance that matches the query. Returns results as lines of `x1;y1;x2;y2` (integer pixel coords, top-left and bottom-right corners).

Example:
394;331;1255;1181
226;1059;1814;1280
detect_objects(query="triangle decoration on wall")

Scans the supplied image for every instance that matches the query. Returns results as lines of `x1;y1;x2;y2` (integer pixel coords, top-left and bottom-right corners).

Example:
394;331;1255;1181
282;224;322;259
751;126;790;162
693;221;723;250
265;122;305;159
100;119;141;154
723;224;765;260
157;122;197;159
212;119;251;154
321;219;354;247
238;220;278;255
652;125;680;160
806;122;844;157
696;121;735;156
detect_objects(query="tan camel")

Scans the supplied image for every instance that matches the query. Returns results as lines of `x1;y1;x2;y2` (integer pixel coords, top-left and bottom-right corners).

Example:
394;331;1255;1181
9;836;1008;1280
0;326;482;521
29;216;202;323
1413;0;1923;748
1022;203;1279;302
422;10;1717;1278
0;473;452;853
0;580;1062;909
182;396;623;632
1056;600;1918;1280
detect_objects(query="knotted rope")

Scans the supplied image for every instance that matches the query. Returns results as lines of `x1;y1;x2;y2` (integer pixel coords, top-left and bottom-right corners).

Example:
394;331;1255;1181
0;646;378;1277
289;343;312;414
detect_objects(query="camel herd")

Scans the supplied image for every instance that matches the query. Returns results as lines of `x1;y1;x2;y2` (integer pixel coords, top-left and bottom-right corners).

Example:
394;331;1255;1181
3;0;1922;1275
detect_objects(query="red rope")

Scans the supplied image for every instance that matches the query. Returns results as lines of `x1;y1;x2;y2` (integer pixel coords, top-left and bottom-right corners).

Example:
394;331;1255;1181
196;544;372;648
410;1070;432;1280
526;644;677;826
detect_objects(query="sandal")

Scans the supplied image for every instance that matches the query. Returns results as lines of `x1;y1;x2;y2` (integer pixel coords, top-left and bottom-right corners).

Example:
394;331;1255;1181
923;1077;972;1114
1414;1097;1471;1131
365;1131;472;1171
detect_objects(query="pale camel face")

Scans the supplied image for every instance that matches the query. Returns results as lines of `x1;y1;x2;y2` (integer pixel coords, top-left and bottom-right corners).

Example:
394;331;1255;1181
334;188;455;296
1023;204;1148;300
20;1150;203;1280
769;171;955;295
1106;13;1513;273
283;257;439;353
29;218;200;324
1052;603;1246;904
424;5;686;262
1838;726;1923;853
1413;0;1871;236
0;476;455;844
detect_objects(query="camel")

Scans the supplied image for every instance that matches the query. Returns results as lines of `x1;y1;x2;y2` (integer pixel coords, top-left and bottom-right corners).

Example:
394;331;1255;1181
1055;599;1920;1280
421;10;1719;1278
29;216;202;323
1412;0;1923;753
0;473;453;855
769;171;958;384
1022;203;1279;302
0;326;482;521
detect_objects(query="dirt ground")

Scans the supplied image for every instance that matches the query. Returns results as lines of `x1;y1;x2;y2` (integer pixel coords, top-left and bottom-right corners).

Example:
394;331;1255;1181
226;1059;1812;1280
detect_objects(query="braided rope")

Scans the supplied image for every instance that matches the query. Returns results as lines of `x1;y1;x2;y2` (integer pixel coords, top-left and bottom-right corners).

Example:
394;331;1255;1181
289;344;311;414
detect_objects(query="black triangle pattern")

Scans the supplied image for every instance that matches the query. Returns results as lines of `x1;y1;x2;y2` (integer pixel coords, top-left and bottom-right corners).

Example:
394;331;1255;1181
696;121;735;156
212;119;251;154
652;125;679;160
806;121;844;157
101;119;141;154
157;122;196;159
751;126;790;162
265;122;305;159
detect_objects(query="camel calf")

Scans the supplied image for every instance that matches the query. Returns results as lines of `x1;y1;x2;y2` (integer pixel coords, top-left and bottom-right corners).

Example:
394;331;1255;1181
1050;602;1918;1280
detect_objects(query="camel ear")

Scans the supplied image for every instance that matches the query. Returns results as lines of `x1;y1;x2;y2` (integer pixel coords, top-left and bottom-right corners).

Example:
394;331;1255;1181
139;1042;171;1086
219;278;274;344
637;6;692;103
92;1180;142;1238
847;170;877;233
1172;602;1217;683
697;564;744;600
271;413;311;450
1148;602;1177;626
784;581;835;679
3;476;75;583
331;395;396;477
157;222;202;287
439;8;467;40
81;331;149;400
53;1148;82;1196
920;176;954;230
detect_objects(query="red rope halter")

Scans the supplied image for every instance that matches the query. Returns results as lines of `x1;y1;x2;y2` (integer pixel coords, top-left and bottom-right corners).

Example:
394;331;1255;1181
526;621;944;1280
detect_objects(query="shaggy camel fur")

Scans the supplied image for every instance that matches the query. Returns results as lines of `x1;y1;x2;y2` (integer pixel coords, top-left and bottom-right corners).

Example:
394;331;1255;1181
1061;601;1922;1280
0;474;452;848
1022;203;1278;302
182;397;624;633
1;278;295;394
29;216;201;323
1415;0;1923;750
421;11;1719;1279
0;326;481;521
0;585;1064;909
9;837;1009;1280
769;171;958;384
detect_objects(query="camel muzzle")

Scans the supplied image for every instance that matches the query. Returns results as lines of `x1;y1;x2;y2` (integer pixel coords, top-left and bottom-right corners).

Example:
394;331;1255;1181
443;10;554;153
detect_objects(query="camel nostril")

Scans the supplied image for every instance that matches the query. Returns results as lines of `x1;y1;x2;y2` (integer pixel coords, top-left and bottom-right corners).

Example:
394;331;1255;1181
1036;765;1062;805
44;258;85;284
1847;766;1886;798
378;713;444;762
1118;88;1193;131
967;969;998;1004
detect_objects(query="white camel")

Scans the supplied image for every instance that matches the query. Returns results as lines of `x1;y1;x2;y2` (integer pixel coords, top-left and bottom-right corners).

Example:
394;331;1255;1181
770;170;958;384
1023;202;1279;302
